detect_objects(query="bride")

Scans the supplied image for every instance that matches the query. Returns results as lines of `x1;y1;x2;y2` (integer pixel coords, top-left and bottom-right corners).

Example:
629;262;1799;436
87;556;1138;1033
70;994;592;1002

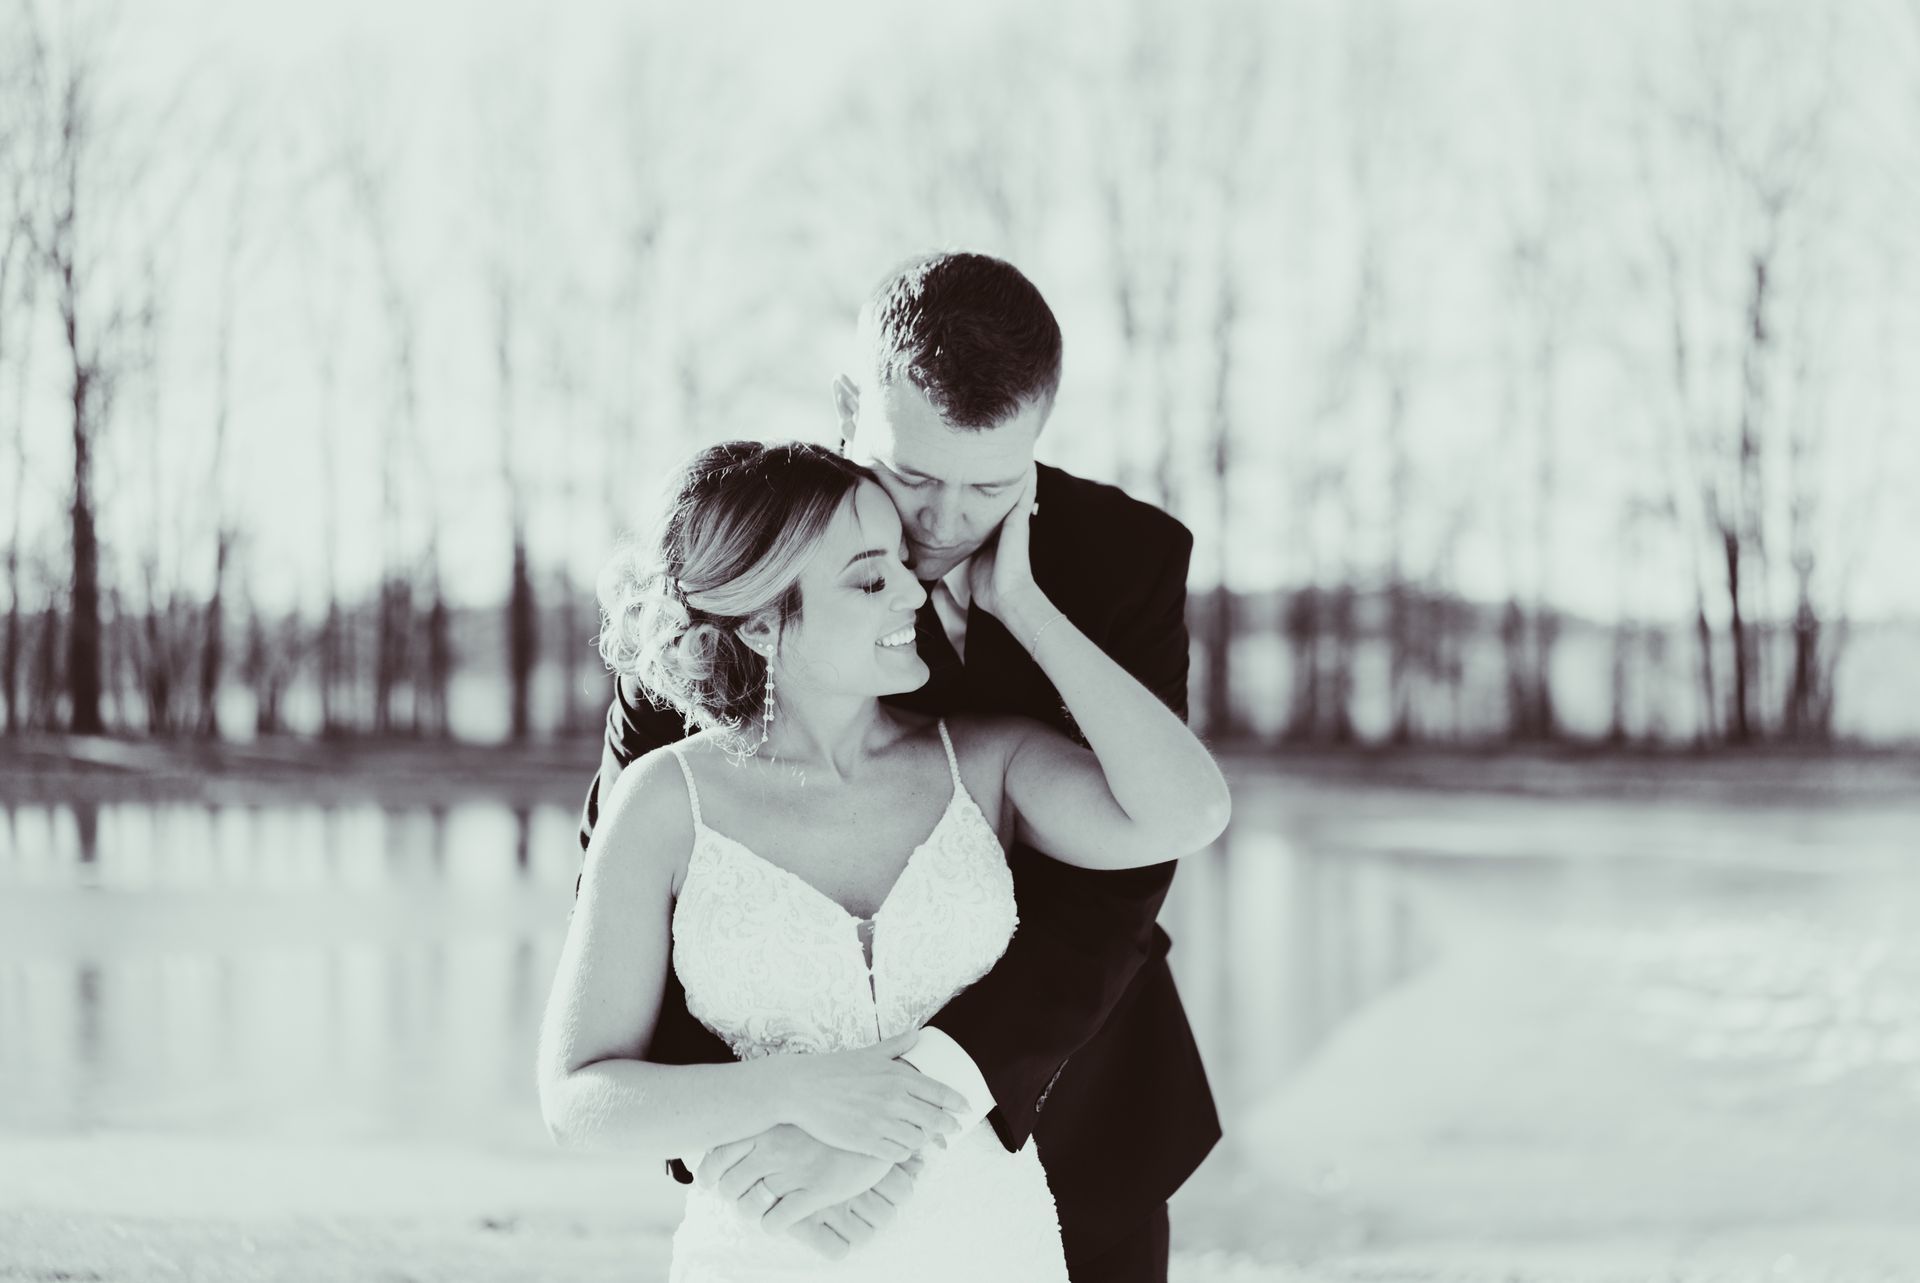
536;440;1230;1280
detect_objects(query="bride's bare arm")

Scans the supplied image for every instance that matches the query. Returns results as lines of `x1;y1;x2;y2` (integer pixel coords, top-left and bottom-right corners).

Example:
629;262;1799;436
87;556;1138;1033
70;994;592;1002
982;588;1231;869
537;748;963;1159
538;749;788;1154
965;467;1229;870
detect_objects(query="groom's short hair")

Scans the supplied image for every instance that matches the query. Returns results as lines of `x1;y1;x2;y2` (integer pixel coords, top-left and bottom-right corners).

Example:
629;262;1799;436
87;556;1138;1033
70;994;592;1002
860;251;1063;430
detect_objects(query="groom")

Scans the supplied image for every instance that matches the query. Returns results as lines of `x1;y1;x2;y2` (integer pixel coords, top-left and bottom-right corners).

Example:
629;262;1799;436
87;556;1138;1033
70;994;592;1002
579;251;1219;1282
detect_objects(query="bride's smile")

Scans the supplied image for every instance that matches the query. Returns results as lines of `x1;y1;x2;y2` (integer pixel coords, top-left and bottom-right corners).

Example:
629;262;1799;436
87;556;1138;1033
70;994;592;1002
746;482;932;710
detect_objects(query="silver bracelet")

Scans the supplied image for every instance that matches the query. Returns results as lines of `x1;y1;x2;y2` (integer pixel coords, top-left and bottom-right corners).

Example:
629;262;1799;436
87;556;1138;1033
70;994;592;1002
1027;610;1067;656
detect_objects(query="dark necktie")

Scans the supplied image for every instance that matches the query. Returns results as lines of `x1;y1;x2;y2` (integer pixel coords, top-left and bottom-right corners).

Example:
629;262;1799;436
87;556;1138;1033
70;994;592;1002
913;580;966;708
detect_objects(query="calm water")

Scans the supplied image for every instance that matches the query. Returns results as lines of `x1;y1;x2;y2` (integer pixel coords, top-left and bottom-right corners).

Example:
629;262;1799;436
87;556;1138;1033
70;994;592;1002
4;770;1918;1248
0;779;1432;1147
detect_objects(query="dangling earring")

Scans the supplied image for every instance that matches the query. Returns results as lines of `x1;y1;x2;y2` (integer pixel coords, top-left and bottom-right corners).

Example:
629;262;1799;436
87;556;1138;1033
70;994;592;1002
761;663;776;745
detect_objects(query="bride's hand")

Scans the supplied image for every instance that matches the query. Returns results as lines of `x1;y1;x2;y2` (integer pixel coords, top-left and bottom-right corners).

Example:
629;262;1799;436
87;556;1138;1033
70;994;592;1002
775;1030;967;1163
967;463;1042;622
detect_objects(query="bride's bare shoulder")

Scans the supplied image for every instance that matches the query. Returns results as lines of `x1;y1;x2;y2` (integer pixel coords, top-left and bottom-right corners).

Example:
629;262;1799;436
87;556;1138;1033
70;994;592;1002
587;743;700;892
944;714;1049;773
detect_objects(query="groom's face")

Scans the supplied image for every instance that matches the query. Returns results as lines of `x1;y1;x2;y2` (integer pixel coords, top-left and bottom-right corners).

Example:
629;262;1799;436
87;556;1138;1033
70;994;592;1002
842;381;1045;583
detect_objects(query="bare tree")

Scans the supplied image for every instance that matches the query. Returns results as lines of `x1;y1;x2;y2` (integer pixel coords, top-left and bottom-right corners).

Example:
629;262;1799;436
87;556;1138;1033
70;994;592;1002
1198;258;1240;740
335;91;427;736
1289;264;1369;746
1630;160;1722;743
31;7;198;735
28;575;62;729
1195;6;1265;741
0;0;46;735
1286;328;1366;747
486;258;540;743
472;61;549;743
0;251;30;735
1777;232;1889;741
1660;6;1834;743
548;308;593;737
1281;297;1360;741
1497;210;1571;740
1779;329;1828;739
1302;0;1431;746
1623;4;1840;746
293;205;350;736
1605;505;1643;744
193;145;256;738
1489;13;1594;744
1348;1;1434;747
42;24;111;732
123;253;194;735
241;598;302;736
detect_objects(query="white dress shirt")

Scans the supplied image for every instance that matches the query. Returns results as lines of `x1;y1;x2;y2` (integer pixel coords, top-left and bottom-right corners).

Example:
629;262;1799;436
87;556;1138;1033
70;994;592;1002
900;1027;998;1131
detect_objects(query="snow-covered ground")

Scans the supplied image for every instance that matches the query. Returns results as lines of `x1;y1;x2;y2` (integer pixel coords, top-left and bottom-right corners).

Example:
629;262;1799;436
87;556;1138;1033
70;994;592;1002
1161;774;1920;1282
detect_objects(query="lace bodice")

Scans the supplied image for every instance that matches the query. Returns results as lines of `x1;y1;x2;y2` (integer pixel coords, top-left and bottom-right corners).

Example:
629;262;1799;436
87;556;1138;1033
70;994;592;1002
662;721;1067;1282
668;720;1019;1061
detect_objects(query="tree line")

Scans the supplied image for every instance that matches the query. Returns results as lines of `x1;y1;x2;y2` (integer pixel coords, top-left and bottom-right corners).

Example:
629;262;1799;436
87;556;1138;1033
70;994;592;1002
0;0;1912;748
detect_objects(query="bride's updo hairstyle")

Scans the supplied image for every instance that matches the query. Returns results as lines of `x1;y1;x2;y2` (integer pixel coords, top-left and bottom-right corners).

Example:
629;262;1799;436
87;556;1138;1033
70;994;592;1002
597;440;877;751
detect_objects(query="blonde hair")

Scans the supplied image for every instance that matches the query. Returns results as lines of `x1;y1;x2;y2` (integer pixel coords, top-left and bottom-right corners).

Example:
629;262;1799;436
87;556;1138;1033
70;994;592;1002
597;440;876;750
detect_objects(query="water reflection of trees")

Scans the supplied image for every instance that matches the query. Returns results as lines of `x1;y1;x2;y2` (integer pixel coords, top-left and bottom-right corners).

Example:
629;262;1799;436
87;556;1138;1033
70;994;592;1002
1167;824;1432;1118
1;797;572;1137
1;785;1451;1140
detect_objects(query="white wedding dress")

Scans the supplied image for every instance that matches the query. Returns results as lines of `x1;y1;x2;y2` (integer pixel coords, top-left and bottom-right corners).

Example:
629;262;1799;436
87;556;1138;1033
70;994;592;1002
664;721;1070;1282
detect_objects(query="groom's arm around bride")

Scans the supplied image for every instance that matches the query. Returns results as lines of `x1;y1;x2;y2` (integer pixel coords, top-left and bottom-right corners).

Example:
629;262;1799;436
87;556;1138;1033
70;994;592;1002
580;465;1220;1274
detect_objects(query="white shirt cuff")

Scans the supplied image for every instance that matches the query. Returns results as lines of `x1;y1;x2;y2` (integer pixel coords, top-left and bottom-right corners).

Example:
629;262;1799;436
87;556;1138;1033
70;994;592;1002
899;1027;996;1130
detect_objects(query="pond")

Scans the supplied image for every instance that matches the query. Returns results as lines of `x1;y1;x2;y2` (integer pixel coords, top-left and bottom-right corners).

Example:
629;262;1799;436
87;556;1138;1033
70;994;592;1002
3;766;1918;1272
0;786;1425;1144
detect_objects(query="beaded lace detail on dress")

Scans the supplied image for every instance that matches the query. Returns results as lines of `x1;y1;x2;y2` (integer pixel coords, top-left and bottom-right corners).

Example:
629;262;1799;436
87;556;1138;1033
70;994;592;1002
662;720;1067;1282
669;720;1017;1060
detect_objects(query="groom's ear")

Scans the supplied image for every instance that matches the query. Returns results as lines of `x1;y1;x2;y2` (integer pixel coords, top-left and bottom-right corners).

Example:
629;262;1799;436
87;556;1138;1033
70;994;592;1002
831;374;859;441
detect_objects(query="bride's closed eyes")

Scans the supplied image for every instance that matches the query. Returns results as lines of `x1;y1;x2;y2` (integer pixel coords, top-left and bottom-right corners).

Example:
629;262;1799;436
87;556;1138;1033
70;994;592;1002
856;545;912;596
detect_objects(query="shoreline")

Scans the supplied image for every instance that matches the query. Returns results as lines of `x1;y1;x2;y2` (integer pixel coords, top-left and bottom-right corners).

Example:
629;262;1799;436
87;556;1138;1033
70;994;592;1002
6;733;1919;810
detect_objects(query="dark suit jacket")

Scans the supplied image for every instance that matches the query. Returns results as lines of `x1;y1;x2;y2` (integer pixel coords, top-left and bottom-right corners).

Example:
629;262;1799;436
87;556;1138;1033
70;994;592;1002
577;462;1221;1257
